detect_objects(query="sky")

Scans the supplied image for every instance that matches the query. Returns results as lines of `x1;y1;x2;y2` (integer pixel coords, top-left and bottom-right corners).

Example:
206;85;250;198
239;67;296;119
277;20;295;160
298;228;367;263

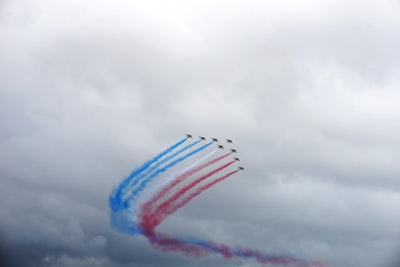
1;0;400;266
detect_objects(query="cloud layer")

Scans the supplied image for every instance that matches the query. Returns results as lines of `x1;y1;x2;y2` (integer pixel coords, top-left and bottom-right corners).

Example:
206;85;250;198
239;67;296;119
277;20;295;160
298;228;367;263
1;0;400;266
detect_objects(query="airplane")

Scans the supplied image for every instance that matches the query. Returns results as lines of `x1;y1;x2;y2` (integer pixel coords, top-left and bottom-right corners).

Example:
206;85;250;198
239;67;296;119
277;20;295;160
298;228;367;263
199;136;206;141
226;139;233;143
234;157;240;161
230;149;237;153
238;166;245;170
185;134;192;138
217;145;224;149
211;138;218;142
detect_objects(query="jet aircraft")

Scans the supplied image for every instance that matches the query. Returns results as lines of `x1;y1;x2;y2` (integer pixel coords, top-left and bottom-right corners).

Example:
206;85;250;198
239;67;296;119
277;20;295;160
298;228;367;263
199;136;206;140
185;134;192;138
238;166;245;170
212;138;218;142
234;157;240;161
226;139;233;143
217;145;224;149
230;149;237;153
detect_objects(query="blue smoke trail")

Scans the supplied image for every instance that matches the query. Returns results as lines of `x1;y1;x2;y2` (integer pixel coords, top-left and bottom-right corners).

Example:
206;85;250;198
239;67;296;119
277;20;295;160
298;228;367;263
110;207;142;235
124;140;202;194
109;138;187;212
152;234;309;266
124;142;213;205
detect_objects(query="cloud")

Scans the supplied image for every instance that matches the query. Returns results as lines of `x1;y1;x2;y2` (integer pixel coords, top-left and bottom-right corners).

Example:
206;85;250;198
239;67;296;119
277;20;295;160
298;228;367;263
1;0;399;266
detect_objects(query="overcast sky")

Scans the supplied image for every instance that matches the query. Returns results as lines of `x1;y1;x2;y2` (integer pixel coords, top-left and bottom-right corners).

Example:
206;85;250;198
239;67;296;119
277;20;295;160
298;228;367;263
1;0;400;267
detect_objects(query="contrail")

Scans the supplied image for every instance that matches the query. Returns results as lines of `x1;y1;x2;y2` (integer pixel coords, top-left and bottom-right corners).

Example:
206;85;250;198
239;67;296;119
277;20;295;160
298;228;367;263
139;149;219;207
165;148;219;186
142;161;235;230
142;152;231;214
160;169;240;220
109;137;324;266
125;139;202;193
124;141;214;205
109;138;187;212
141;231;324;267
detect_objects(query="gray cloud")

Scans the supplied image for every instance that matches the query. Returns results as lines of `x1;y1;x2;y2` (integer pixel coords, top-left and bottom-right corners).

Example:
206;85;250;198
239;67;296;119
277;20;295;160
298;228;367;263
1;0;399;266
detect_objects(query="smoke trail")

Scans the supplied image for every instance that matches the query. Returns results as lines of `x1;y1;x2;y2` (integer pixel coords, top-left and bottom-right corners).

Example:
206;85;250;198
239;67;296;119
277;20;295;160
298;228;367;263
142;231;324;267
125;140;202;194
161;169;239;219
165;149;219;187
125;141;214;205
109;138;325;266
142;161;235;230
109;138;187;212
138;149;219;207
142;152;232;215
139;167;324;266
110;206;142;235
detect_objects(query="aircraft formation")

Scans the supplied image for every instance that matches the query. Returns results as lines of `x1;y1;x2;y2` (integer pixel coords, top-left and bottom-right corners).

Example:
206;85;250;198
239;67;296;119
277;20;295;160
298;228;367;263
186;134;244;171
109;134;320;266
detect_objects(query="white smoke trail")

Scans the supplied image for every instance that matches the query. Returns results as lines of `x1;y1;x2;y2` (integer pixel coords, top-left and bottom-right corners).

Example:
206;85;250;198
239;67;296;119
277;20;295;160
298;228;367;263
136;149;219;207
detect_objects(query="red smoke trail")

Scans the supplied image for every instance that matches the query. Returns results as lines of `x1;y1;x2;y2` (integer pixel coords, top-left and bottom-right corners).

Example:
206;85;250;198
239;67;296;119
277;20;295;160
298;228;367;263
144;232;208;257
138;165;325;267
142;230;325;267
141;161;235;232
166;169;239;215
142;152;232;214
